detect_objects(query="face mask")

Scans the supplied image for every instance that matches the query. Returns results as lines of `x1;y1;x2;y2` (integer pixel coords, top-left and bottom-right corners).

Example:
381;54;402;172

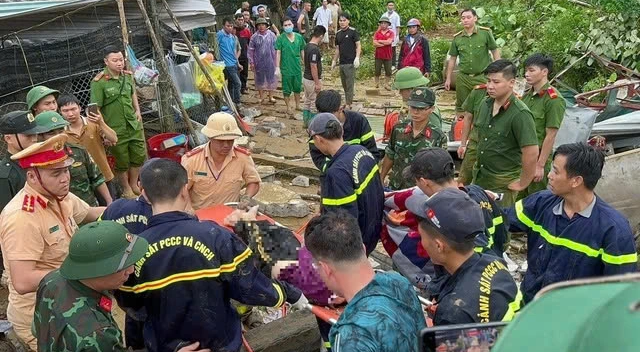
284;26;294;33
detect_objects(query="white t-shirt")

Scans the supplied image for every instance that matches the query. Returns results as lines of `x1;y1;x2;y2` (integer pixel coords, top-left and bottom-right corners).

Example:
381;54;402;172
383;10;401;46
313;7;333;30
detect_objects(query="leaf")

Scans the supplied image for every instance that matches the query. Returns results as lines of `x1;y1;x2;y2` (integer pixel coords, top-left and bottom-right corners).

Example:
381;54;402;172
608;73;617;83
475;7;486;18
587;57;594;66
507;14;517;25
496;38;506;47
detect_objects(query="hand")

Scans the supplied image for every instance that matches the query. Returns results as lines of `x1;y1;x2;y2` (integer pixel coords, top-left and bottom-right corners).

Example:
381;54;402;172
238;63;244;72
135;111;142;123
533;165;545;183
444;78;451;91
87;111;104;124
275;67;281;77
508;179;528;192
457;145;466;159
353;57;360;69
177;342;211;352
331;60;336;70
314;82;322;92
290;293;309;311
237;195;253;210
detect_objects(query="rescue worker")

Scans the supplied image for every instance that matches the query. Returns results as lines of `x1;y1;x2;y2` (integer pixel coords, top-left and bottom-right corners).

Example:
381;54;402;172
415;188;522;325
309;89;379;172
505;143;637;304
26;85;59;116
397;18;431;76
36;111;110;207
181;112;260;210
90;45;146;199
520;53;566;196
115;158;307;352
0;134;103;349
381;87;447;190
309;113;384;255
33;221;209;352
472;60;539;206
0;110;47;212
444;8;500;121
457;83;488;185
305;210;426;351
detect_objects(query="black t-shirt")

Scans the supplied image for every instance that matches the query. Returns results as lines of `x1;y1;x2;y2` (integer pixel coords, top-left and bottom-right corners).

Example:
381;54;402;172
335;27;360;65
303;42;322;80
433;253;520;325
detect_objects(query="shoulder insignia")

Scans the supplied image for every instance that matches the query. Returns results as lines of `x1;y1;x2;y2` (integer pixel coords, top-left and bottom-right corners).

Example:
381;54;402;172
474;84;487;90
425;127;432;139
99;296;112;312
478;26;491;31
22;194;35;213
36;196;47;209
123;70;133;75
547;87;558;99
185;146;204;158
234;146;251;155
453;30;463;37
93;72;104;82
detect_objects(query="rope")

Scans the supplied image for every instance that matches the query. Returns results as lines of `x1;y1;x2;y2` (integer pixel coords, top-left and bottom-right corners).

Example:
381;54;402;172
14;34;33;86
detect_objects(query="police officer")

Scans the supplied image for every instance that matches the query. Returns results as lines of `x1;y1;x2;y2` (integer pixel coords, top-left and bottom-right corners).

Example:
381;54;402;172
520;53;566;196
115;158;307;352
0;110;48;212
33;221;209;352
35;111;110;207
309;113;384;255
309;89;380;172
381;87;447;190
181;112;261;210
26;85;59;116
472;60;539;206
444;8;500;121
0;134;104;349
456;83;488;185
414;188;522;325
90;45;146;199
506;143;637;304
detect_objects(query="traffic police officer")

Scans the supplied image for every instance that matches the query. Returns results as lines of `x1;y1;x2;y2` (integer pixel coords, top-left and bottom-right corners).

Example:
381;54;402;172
415;188;522;325
381;87;447;190
520;53;566;196
506;143;637;304
0;134;104;349
116;158;306;352
181;112;261;209
0;110;47;212
26;85;59;116
36;111;108;207
472;60;539;206
90;45;146;199
456;83;488;185
444;8;500;121
309;113;384;255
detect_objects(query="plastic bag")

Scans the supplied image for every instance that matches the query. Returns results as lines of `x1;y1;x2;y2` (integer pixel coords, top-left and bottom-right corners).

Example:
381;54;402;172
194;54;225;94
167;57;202;109
126;45;158;86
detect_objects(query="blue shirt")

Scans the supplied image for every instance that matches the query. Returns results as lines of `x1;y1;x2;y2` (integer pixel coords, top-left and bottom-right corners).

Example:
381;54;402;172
100;196;152;234
217;30;238;67
329;272;426;352
506;190;637;303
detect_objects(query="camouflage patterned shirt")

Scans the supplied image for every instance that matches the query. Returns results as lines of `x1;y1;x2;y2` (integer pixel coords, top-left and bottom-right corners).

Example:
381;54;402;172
33;270;126;351
67;143;105;207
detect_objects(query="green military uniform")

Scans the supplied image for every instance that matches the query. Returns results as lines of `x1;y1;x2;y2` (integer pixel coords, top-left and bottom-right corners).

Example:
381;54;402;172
472;95;538;206
385;88;447;190
33;221;149;352
67;144;105;206
448;26;497;112
520;83;566;196
458;84;488;185
90;69;146;172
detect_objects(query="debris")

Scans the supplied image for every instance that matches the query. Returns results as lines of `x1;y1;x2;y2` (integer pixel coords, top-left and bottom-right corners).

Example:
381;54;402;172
503;252;519;274
240;106;262;120
268;128;281;138
253;183;309;218
257;165;276;182
291;175;310;187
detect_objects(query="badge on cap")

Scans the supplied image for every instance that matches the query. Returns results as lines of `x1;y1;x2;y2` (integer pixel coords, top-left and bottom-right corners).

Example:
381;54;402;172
39;87;47;93
415;89;423;96
51;116;58;123
427;208;441;228
53;141;64;152
125;233;133;243
223;123;232;132
27;112;35;123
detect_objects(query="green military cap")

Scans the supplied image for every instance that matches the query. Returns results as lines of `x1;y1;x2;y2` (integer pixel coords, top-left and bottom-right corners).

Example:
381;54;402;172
256;18;269;25
0;110;48;135
35;111;69;133
26;85;59;110
392;67;430;90
407;87;436;108
61;221;149;280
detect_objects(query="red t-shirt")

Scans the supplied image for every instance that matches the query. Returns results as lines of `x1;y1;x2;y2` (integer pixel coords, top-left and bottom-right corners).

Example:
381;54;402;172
374;29;394;60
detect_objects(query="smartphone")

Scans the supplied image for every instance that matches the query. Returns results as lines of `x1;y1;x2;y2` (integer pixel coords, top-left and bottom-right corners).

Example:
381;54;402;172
420;321;508;352
86;103;99;116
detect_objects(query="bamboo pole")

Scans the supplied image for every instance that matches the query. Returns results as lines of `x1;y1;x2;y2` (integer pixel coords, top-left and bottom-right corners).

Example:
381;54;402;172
134;0;200;145
159;0;248;135
115;0;129;65
148;0;175;132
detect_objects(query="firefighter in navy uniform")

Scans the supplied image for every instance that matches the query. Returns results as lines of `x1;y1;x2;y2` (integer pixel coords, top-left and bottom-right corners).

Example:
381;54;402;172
115;158;307;352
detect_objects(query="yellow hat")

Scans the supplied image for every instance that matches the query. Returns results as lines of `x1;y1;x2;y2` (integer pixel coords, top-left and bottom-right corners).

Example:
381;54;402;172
201;112;243;140
11;134;74;169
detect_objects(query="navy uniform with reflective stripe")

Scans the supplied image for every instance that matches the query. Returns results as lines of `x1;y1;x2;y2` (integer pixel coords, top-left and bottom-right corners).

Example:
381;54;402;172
100;196;152;234
115;211;302;352
321;144;384;255
506;190;637;303
310;110;380;172
464;185;507;255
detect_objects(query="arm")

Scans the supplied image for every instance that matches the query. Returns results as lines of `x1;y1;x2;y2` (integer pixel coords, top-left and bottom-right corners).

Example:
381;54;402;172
297;13;305;33
243;157;261;198
457;112;474;159
9;261;50;294
85;207;106;223
321;169;358;218
245;182;260;198
534;128;558;182
276;50;282;71
511;145;539;191
379;156;394;185
602;222;638;274
355;40;361;59
96;184;113;205
132;87;142;122
397;42;405;69
487;31;500;60
332;46;340;68
444;55;456;90
93;114;118;144
491;49;501;60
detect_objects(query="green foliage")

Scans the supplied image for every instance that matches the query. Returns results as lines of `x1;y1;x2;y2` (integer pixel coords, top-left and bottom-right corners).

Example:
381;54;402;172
575;13;640;71
428;38;451;84
340;0;439;35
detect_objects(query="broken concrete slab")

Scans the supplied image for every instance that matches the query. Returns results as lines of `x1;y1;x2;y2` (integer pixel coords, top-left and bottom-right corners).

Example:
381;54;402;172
256;165;276;182
253;182;309;218
291;175;310;187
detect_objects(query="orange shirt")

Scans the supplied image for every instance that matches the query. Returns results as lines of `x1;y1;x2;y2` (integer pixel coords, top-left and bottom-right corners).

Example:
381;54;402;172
181;143;261;210
0;183;89;347
65;117;115;181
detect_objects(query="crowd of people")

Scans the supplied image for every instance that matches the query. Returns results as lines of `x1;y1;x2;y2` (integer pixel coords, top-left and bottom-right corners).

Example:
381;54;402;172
0;3;638;352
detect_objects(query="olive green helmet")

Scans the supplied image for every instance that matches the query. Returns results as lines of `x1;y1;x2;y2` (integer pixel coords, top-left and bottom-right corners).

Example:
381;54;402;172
34;111;69;132
26;85;59;110
392;67;430;90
